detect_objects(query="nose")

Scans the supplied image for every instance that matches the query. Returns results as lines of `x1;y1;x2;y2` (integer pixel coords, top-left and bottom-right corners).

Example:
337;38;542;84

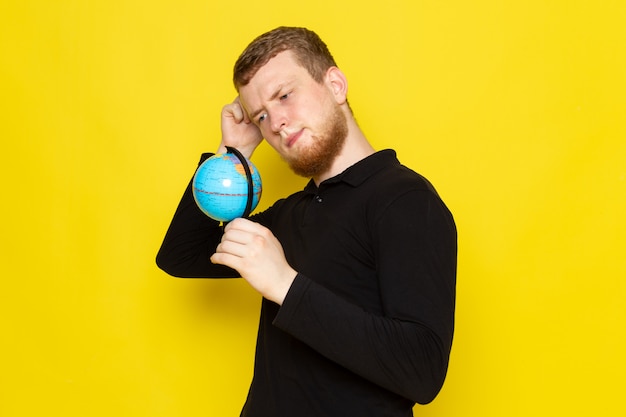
269;109;287;134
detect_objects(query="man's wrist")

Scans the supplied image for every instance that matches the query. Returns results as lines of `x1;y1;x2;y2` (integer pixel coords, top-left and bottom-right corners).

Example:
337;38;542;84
272;270;298;306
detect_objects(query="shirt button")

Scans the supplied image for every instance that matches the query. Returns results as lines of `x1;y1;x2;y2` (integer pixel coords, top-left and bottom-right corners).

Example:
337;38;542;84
315;195;323;203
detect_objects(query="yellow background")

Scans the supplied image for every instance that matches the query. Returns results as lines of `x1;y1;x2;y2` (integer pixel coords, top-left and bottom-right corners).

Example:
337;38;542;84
1;1;624;416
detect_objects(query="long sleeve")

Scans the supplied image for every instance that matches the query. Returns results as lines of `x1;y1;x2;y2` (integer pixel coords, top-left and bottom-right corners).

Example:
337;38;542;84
156;154;239;278
272;189;457;404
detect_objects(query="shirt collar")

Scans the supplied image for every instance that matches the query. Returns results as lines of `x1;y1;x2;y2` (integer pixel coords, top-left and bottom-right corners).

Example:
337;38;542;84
304;149;399;193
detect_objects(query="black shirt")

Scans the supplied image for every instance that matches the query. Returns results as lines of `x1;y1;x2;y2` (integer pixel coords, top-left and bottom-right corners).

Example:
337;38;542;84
157;149;457;417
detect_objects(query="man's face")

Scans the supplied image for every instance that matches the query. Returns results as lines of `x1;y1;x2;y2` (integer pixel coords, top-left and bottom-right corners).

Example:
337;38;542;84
239;50;348;178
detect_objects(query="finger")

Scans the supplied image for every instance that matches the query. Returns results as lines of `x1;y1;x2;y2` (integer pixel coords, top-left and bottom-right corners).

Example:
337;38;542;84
210;251;238;267
222;100;244;124
211;240;251;271
230;104;245;124
234;96;252;124
214;239;247;258
224;217;260;234
220;228;252;248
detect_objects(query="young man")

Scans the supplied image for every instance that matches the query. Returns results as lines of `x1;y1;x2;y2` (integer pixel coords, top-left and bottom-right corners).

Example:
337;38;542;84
157;26;457;417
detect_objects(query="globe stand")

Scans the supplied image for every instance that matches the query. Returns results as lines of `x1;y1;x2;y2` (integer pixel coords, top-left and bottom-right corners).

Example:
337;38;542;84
225;146;254;219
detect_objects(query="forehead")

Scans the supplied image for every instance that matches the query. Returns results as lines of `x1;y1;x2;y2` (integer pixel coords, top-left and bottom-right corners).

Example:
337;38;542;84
239;51;313;110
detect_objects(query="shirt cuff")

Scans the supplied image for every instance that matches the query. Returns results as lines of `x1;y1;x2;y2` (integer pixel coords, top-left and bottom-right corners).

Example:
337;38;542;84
272;273;311;330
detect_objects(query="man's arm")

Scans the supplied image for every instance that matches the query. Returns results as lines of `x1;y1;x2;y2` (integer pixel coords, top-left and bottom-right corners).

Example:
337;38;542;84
155;153;239;278
273;190;457;404
157;97;265;277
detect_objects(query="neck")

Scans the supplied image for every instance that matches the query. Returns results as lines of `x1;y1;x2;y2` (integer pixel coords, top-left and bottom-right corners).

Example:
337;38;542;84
313;117;375;185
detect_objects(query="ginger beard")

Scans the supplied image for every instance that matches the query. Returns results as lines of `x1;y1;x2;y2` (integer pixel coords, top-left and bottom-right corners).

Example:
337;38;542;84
284;102;348;178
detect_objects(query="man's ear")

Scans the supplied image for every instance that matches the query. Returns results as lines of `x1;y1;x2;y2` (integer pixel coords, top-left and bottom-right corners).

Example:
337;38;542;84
325;66;348;104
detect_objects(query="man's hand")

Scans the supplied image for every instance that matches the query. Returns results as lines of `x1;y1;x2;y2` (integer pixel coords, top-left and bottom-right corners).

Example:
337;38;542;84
218;97;263;158
210;218;297;305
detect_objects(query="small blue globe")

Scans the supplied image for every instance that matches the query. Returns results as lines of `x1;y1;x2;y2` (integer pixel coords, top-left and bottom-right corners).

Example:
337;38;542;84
192;151;262;222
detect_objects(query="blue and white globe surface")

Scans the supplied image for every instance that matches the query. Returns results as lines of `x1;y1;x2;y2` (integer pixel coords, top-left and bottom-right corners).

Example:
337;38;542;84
192;153;262;222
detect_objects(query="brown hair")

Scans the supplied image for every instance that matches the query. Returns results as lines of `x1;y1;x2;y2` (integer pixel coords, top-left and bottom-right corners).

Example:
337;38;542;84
233;27;338;90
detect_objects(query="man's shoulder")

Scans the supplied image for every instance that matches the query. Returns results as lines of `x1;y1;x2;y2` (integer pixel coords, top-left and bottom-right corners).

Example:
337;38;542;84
370;157;437;195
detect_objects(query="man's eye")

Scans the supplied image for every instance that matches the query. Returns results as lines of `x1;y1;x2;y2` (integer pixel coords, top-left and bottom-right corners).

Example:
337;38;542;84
258;113;267;123
280;92;290;100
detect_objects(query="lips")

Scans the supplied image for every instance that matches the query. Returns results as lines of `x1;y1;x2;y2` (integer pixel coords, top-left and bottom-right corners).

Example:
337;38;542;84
285;129;303;148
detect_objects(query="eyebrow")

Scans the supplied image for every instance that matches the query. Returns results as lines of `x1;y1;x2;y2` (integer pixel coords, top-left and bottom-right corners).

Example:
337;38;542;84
249;84;286;121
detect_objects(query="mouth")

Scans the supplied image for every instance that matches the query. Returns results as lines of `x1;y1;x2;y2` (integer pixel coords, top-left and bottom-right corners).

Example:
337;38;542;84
285;129;304;148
